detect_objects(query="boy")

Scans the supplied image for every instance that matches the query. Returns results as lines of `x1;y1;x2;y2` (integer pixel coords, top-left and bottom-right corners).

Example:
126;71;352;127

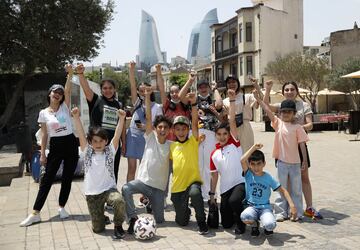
71;107;126;239
170;92;208;235
122;87;172;233
240;143;297;236
253;90;309;221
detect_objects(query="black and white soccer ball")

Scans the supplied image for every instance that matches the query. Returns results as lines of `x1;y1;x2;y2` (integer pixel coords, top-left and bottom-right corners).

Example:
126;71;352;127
133;216;157;240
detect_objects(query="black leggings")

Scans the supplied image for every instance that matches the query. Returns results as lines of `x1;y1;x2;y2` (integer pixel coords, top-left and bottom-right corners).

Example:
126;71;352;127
220;183;246;228
33;134;78;211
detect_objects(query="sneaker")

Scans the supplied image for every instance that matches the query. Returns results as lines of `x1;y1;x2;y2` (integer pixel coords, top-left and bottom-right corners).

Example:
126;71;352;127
104;215;111;225
20;213;41;227
198;222;209;235
138;196;149;208
234;222;246;235
127;217;138;234
113;225;125;239
276;215;286;222
251;222;260;237
264;229;273;236
304;207;323;219
58;207;69;219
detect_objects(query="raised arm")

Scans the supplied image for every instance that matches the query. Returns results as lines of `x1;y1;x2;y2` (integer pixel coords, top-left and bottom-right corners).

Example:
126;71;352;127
227;89;238;139
179;73;196;100
76;64;94;102
129;61;138;106
155;64;167;107
253;89;276;122
64;64;73;108
71;107;87;152
111;109;127;151
262;80;278;112
144;86;153;135
188;92;199;139
212;81;223;110
249;77;262;109
240;143;263;173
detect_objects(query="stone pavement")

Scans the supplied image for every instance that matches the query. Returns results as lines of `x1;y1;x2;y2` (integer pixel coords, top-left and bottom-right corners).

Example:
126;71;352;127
1;122;360;249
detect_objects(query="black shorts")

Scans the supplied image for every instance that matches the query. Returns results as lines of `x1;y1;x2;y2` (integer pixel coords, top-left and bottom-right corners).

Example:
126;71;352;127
275;143;311;168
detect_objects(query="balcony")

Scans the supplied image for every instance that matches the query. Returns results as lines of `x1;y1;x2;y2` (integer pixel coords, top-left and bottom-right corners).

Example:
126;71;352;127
215;46;238;59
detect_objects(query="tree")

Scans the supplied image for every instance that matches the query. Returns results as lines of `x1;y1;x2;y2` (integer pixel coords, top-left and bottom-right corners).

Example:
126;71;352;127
169;73;188;88
85;70;102;84
0;0;114;129
102;68;131;106
266;53;330;112
327;57;360;110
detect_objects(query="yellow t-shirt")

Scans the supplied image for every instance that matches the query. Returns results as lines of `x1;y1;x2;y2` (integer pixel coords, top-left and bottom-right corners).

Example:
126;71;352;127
170;135;203;193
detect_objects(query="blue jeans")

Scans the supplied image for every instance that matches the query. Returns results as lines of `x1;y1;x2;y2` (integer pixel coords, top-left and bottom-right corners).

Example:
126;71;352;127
274;160;303;218
122;180;165;223
241;206;276;231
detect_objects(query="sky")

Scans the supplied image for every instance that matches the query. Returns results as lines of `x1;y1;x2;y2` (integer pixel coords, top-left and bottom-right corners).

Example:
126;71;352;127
85;0;360;66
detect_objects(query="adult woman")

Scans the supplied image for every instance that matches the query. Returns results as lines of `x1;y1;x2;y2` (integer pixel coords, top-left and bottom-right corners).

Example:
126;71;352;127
263;81;322;219
126;61;163;182
222;75;260;153
20;65;78;226
76;64;125;184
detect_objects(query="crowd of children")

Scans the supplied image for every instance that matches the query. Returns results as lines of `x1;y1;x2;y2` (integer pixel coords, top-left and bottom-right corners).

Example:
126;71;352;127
20;63;322;240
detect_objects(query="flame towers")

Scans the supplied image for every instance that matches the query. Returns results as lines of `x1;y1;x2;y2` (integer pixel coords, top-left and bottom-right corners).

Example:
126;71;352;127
138;10;164;69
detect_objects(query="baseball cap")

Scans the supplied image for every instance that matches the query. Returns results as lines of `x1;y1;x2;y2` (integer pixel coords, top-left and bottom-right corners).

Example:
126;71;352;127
49;84;65;93
280;100;297;112
197;79;210;89
173;116;190;127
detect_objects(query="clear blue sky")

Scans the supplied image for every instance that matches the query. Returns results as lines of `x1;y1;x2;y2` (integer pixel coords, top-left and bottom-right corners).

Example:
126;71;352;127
86;0;360;66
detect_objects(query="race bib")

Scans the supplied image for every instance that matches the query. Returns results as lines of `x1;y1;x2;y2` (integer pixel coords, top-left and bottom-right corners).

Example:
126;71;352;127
102;105;118;130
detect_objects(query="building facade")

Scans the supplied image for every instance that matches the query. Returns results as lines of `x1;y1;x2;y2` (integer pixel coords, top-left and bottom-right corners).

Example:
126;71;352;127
211;0;304;88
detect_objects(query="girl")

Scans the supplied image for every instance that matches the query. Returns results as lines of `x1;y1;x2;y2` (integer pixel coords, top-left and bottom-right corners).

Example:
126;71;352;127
72;107;126;239
20;65;78;227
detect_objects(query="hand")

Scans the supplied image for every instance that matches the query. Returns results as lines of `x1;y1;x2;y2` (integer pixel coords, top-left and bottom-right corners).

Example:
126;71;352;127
209;196;216;206
227;89;236;100
211;81;218;91
264;80;273;90
129;61;136;70
249;77;259;87
144;86;153;96
121;145;126;156
252;89;261;101
186;92;196;104
71;107;80;118
75;63;85;74
155;64;161;72
199;133;206;143
117;109;126;118
65;64;74;75
253;143;263;150
189;72;196;83
208;105;219;116
301;160;308;170
290;206;297;220
40;154;47;166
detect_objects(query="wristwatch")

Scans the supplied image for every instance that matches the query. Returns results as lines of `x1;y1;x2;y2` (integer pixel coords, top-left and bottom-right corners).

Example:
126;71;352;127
208;191;215;196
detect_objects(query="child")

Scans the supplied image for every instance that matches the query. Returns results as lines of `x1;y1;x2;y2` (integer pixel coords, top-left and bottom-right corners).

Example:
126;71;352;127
122;86;172;232
209;89;246;235
170;92;208;235
71;107;126;239
240;143;297;236
253;90;309;221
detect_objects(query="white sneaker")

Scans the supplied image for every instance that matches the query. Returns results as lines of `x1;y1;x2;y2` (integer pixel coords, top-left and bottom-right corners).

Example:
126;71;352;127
58;207;69;219
20;213;41;227
164;199;168;209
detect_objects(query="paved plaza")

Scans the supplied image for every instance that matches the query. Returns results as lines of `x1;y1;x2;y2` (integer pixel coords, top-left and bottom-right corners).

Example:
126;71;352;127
1;122;360;249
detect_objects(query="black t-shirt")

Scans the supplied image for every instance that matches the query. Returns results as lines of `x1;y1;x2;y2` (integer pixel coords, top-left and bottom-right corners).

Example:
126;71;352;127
87;93;123;140
197;95;219;131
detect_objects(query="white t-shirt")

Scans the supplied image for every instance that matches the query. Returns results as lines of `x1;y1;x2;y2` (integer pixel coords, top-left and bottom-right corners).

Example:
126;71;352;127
136;131;170;191
210;136;245;194
223;93;256;120
82;143;117;195
38;103;73;137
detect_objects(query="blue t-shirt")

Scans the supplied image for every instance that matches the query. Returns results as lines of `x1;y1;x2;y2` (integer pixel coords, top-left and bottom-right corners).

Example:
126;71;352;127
244;170;281;209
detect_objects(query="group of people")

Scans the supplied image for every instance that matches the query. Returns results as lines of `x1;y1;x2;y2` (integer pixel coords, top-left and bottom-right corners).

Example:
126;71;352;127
19;62;323;240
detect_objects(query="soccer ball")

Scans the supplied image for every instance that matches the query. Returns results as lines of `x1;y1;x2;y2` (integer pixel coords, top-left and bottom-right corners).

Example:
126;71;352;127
133;216;157;240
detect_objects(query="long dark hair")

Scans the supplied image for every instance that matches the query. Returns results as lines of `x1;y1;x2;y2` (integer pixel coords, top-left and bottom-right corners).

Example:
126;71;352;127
225;75;242;94
282;81;299;96
87;126;108;144
100;79;117;99
133;82;155;112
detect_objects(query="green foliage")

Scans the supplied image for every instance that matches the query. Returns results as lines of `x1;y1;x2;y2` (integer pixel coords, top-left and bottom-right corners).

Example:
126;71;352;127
102;68;131;106
85;70;101;83
327;57;360;110
0;0;115;73
266;53;330;112
169;73;188;88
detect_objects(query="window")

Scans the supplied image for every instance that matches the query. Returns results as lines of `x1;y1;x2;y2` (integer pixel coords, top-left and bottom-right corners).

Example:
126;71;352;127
231;32;237;48
246;22;252;42
239;23;242;43
212;37;215;53
239;57;243;76
246;56;253;76
294;34;298;39
216;36;222;53
231;63;238;75
216;65;223;82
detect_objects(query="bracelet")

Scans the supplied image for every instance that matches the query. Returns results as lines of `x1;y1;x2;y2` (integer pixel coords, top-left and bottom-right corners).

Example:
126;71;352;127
191;102;198;107
229;99;236;103
208;191;215;196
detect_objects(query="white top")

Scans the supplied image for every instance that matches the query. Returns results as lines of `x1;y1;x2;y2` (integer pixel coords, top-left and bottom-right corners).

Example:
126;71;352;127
38;103;73;137
136;131;171;191
210;136;245;194
129;102;163;132
274;100;313;125
223;93;256;120
82;143;117;195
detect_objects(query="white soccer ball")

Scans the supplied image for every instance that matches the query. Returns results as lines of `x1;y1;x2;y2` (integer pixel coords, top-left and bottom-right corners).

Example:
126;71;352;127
133;216;157;240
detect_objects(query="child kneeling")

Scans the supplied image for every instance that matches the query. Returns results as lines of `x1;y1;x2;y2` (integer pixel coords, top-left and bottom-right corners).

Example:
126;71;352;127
72;107;126;239
240;144;297;237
